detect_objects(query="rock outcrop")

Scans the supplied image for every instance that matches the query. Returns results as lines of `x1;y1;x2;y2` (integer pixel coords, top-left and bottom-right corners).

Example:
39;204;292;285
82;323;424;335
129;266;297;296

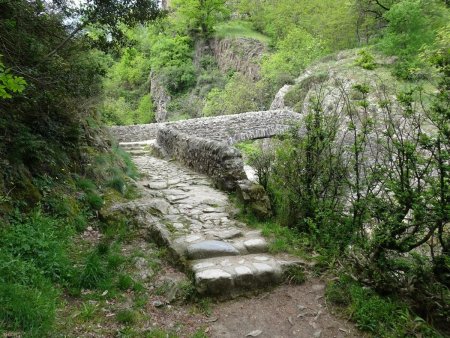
209;38;266;80
150;71;171;123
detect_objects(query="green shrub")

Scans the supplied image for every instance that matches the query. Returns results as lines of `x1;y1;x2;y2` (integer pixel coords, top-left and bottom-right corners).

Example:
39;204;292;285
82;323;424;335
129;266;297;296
261;28;328;88
355;49;376;70
202;73;260;116
392;57;429;80
150;35;196;94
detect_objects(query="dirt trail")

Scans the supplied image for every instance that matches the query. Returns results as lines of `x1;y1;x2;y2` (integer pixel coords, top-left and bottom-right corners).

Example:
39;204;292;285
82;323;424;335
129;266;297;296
208;281;359;338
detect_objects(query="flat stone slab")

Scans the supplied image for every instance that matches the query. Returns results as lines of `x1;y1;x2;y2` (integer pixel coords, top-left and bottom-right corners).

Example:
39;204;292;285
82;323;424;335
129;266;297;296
244;238;268;253
187;240;240;259
190;254;298;296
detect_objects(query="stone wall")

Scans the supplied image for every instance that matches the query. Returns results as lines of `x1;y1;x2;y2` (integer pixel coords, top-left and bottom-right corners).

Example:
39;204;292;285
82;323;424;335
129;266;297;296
110;123;162;143
156;126;247;190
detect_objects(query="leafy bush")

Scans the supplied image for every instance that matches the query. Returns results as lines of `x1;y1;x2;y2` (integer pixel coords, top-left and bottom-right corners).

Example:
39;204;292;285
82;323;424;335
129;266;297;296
0;55;26;99
150;35;196;93
379;0;448;80
355;49;376;70
101;47;155;125
203;72;260;116
261;28;327;89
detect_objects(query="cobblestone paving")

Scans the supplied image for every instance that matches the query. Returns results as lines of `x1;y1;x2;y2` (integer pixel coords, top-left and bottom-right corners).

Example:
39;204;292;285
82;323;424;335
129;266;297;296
113;142;299;297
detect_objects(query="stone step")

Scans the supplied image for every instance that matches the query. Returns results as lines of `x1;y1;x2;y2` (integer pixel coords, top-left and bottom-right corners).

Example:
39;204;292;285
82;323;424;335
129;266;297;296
171;232;269;261
191;254;299;297
127;149;150;156
120;140;155;151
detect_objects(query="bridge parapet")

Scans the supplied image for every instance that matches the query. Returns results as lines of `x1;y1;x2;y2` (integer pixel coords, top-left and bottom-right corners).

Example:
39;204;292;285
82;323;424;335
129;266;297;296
165;110;301;144
110;110;301;144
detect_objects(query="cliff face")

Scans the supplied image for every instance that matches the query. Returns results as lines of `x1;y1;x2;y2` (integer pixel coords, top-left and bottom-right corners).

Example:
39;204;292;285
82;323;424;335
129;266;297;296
196;38;267;81
150;71;171;123
210;38;266;80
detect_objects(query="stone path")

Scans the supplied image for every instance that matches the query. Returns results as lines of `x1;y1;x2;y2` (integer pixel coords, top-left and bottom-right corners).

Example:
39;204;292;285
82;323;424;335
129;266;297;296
113;141;300;298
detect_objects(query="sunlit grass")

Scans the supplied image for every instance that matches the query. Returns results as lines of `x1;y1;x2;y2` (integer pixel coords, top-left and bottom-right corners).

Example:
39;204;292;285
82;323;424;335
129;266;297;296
214;20;270;44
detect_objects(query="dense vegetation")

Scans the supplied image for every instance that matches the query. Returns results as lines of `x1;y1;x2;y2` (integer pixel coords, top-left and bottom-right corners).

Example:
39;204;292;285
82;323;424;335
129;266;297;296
1;0;449;336
0;0;159;335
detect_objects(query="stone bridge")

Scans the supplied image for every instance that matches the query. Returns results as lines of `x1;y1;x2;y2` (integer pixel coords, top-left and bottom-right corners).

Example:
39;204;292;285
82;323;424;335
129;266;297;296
107;110;303;298
111;110;302;190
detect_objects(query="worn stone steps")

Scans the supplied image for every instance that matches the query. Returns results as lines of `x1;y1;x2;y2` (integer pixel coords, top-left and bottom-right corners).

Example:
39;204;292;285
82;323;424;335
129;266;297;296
192;254;286;297
120;140;155;151
112;143;301;298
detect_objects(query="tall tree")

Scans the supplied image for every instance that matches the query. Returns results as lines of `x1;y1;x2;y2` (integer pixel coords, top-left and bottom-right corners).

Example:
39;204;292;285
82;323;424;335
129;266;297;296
171;0;230;37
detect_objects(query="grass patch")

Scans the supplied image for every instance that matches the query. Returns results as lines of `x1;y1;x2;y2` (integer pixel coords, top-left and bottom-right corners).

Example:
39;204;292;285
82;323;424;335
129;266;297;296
214;20;270;44
326;275;443;337
283;265;306;285
144;328;179;338
0;282;58;335
79;302;98;322
116;309;137;325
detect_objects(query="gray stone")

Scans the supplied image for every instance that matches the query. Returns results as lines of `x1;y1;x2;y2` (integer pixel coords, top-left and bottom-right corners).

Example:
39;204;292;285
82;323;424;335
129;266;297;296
195;269;233;294
147;181;168;190
246;330;263;337
236;179;272;219
147;199;171;215
187;240;239;259
185;234;202;243
253;262;273;274
192;262;215;271
254;256;270;261
244;238;268;253
213;229;242;240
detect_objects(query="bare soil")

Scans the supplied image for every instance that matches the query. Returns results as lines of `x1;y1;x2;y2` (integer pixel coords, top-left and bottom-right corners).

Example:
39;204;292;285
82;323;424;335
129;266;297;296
207;281;360;338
